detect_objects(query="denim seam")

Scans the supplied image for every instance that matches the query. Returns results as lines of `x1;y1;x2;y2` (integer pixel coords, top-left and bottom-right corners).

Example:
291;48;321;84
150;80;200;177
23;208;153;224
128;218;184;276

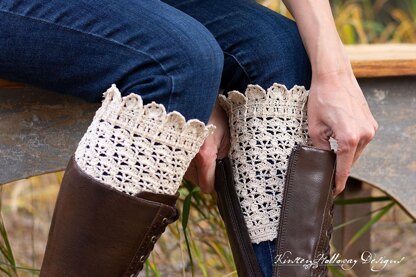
0;8;174;96
223;51;252;85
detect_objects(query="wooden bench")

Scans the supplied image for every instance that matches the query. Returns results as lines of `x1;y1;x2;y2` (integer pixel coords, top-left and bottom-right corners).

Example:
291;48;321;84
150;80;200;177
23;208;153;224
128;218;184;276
1;43;415;274
0;83;99;183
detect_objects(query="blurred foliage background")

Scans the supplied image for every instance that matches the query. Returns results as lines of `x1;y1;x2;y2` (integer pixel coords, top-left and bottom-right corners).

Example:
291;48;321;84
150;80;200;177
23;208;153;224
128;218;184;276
1;0;415;276
261;0;416;43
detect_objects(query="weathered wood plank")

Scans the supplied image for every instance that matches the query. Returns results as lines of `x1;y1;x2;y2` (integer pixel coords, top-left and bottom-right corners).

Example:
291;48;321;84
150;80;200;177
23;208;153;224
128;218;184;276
350;76;416;220
346;44;416;78
350;59;416;78
0;87;99;184
346;44;416;60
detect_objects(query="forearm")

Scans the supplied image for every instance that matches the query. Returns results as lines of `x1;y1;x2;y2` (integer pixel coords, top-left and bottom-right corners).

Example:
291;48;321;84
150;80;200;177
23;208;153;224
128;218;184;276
283;1;378;196
282;0;352;78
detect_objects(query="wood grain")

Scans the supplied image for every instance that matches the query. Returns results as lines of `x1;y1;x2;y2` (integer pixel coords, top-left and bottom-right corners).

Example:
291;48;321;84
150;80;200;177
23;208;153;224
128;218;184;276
346;44;416;78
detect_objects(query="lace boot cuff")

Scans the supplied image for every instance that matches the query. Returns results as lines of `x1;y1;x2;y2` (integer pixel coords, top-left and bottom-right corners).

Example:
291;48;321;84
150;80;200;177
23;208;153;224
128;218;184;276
218;83;309;124
218;83;310;244
75;84;215;195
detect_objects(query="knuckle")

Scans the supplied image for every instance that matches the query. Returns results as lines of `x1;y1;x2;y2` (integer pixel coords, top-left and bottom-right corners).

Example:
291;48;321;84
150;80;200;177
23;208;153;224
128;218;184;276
337;169;350;179
362;128;376;141
342;132;359;146
197;147;216;160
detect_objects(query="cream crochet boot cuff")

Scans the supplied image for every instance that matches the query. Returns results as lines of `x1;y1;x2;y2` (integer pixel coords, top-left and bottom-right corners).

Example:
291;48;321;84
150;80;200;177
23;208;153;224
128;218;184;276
218;83;310;244
75;84;215;196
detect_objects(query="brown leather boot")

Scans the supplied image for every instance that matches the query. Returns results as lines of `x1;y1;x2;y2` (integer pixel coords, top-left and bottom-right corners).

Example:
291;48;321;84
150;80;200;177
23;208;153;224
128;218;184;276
273;145;336;277
215;157;263;277
40;156;179;277
215;145;336;277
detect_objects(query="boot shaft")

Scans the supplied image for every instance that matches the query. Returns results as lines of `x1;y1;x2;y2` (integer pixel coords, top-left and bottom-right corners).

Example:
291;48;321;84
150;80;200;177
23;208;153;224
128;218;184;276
40;157;179;277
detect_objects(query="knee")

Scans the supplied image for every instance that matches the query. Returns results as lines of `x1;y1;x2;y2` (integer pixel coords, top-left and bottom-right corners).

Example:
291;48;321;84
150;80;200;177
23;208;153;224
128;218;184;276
176;23;224;84
166;20;224;120
115;14;224;121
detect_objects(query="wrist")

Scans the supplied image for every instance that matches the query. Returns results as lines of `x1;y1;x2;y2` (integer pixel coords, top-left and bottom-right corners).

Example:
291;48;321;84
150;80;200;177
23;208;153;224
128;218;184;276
310;38;350;73
310;45;354;82
312;64;354;82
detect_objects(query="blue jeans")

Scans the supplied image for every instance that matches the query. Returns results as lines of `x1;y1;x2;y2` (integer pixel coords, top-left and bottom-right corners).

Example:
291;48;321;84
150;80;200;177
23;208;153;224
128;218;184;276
253;239;278;277
0;0;311;275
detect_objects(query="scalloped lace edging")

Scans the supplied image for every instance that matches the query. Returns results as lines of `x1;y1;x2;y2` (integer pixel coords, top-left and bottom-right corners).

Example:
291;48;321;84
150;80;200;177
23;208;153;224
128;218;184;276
218;83;309;117
219;83;310;243
75;84;215;195
97;84;215;146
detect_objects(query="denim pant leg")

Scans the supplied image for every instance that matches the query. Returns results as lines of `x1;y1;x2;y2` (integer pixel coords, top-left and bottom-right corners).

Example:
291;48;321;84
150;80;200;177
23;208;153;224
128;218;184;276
164;0;312;276
0;0;224;123
164;0;312;93
252;239;277;277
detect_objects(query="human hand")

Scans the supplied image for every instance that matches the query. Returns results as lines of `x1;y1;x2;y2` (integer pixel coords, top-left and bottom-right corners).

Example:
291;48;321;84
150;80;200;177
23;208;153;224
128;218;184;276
184;100;230;193
307;68;378;196
283;0;378;196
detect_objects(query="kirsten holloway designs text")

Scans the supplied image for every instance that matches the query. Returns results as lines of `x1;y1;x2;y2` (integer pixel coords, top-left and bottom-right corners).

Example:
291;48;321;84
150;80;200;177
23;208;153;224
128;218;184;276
274;250;406;272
